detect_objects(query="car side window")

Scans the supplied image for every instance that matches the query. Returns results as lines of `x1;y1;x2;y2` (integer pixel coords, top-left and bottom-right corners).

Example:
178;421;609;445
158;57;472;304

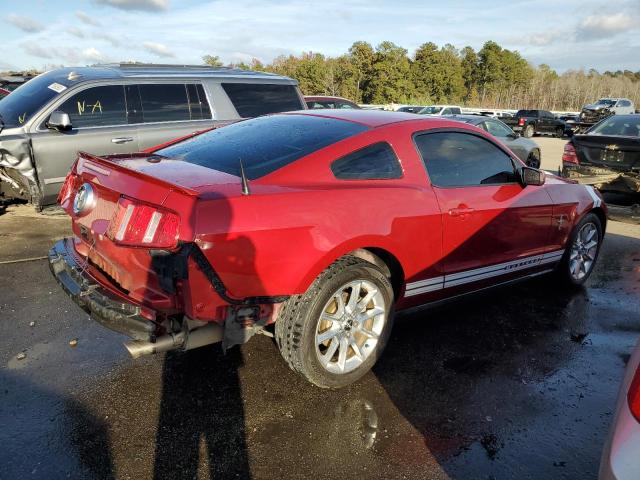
331;142;402;180
414;131;518;187
451;107;462;114
138;84;191;123
56;85;127;128
442;108;452;115
338;102;356;109
186;84;212;120
484;120;513;138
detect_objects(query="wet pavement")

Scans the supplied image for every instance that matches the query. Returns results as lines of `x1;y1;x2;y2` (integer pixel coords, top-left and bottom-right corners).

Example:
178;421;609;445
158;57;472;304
1;204;639;480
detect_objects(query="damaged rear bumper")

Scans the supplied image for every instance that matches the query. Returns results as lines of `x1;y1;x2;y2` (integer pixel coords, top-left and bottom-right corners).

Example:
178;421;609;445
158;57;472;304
563;165;640;194
48;238;158;341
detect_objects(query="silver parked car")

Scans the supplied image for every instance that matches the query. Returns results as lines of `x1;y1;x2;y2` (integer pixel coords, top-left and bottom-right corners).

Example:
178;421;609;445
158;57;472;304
600;339;640;480
445;114;541;168
0;64;305;208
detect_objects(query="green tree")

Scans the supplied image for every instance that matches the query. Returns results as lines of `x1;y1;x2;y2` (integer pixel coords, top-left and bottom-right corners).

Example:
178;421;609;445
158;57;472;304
202;55;223;67
365;41;414;103
347;41;375;103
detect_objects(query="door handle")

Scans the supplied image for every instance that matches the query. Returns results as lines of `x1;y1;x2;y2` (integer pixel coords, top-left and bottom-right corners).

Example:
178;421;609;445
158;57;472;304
111;137;134;144
448;207;475;217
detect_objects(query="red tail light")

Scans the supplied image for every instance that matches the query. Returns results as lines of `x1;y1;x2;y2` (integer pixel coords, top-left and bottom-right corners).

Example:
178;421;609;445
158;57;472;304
562;143;579;165
518;118;525;126
628;363;640;423
57;173;79;206
106;197;180;249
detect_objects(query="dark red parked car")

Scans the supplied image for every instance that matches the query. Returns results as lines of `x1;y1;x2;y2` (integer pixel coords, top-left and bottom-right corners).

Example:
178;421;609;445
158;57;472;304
0;87;10;99
49;110;606;388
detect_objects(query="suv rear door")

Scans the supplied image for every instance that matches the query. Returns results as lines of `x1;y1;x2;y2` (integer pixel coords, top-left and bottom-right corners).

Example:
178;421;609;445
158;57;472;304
29;83;140;205
130;82;216;150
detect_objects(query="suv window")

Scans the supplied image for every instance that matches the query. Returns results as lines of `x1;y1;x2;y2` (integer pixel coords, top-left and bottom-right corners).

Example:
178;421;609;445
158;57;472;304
414;132;517;187
138;84;191;123
619;100;631;107
222;83;303;117
451;107;462;114
331;142;402;180
186;84;212;120
483;119;513;138
57;85;126;128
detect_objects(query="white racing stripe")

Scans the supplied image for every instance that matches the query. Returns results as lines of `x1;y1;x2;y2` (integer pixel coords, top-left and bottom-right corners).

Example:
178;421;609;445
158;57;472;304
404;249;564;297
585;185;602;208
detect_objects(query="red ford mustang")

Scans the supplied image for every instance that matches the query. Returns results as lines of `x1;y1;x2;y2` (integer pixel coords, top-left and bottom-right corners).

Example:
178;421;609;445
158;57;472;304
49;110;606;388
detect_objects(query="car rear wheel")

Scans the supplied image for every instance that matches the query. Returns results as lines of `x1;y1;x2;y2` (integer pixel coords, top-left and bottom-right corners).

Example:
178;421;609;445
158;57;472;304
275;256;394;388
556;213;602;286
526;149;541;169
523;124;535;138
555;127;564;138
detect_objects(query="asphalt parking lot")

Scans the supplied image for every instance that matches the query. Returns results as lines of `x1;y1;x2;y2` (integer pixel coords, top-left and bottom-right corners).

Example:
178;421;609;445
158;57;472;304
1;136;639;480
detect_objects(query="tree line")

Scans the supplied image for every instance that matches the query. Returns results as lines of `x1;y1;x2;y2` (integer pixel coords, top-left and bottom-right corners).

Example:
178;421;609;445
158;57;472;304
204;41;640;111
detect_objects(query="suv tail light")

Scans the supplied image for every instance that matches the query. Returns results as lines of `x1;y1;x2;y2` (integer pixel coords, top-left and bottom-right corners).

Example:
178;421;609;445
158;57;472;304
628;363;640;423
106;197;180;249
562;143;579;165
518;118;525;126
57;173;79;206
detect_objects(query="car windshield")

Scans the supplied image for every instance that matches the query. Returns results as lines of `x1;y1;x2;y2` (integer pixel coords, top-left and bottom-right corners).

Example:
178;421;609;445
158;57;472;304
156;114;369;179
0;73;67;129
595;99;616;107
419;106;443;115
588;116;640;137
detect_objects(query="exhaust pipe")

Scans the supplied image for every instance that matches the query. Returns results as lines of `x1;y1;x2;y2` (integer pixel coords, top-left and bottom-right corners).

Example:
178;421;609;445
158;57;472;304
124;323;224;359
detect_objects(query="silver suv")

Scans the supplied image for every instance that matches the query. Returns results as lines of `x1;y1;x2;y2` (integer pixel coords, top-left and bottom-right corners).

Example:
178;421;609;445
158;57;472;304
0;64;305;208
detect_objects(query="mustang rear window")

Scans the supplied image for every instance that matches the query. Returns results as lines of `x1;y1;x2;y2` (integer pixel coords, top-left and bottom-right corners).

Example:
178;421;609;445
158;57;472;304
156;114;369;179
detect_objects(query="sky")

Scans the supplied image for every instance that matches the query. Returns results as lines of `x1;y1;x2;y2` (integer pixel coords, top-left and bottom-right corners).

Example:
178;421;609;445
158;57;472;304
2;0;640;73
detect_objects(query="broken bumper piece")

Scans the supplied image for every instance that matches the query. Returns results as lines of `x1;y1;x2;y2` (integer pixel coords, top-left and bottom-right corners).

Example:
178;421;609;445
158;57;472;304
48;238;157;341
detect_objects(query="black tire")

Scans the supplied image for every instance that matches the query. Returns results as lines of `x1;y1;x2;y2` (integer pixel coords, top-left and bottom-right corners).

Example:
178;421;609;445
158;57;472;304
275;255;394;389
526;149;541;169
523;124;535;138
555;127;564;138
555;212;603;286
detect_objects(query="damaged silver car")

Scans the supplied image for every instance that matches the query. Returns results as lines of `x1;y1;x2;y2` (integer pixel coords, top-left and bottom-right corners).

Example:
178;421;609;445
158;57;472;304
0;64;305;208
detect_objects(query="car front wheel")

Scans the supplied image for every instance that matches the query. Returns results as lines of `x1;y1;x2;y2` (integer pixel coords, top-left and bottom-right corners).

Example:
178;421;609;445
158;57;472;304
556;212;603;286
526;149;541;168
275;256;394;388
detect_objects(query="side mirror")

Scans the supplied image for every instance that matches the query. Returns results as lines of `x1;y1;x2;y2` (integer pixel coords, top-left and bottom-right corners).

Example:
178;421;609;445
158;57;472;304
521;166;545;186
46;111;72;131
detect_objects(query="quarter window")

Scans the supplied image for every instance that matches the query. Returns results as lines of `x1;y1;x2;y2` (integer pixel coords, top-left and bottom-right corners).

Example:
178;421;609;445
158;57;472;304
415;132;517;187
57;85;126;128
222;83;303;117
331;142;402;180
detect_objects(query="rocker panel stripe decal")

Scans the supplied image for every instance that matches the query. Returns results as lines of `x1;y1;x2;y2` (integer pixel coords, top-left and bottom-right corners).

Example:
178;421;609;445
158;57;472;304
404;249;565;297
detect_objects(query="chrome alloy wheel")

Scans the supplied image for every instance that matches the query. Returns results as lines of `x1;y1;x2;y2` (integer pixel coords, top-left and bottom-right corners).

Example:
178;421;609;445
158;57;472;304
569;222;599;281
315;280;386;374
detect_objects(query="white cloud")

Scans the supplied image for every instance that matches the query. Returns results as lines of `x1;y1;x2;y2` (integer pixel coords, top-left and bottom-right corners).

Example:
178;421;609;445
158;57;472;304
142;41;175;58
81;47;107;63
75;10;100;26
68;27;86;39
94;0;168;12
577;12;638;39
22;44;54;59
6;13;44;33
